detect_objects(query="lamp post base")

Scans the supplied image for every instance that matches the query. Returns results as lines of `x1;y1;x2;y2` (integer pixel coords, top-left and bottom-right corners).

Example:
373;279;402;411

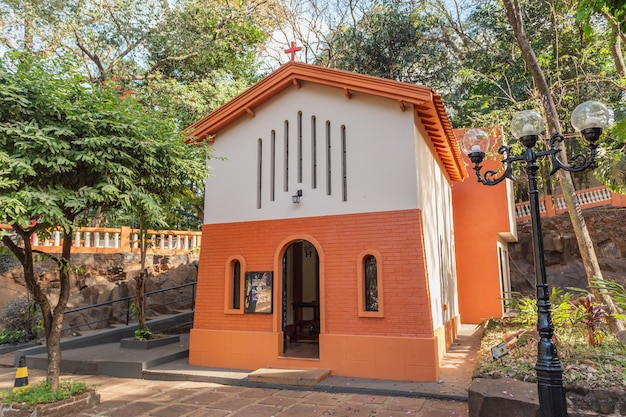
536;366;569;417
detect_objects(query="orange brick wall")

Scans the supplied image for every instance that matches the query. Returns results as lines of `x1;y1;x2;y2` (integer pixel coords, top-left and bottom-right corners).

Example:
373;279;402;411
193;209;434;338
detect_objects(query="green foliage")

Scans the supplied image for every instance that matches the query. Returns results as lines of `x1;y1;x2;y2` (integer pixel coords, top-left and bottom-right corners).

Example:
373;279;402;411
595;119;626;194
0;380;89;405
589;277;626;319
0;51;209;388
570;293;610;347
146;0;266;82
0;0;275;128
134;326;152;341
0;329;28;345
0;297;41;343
317;0;457;94
477;318;626;388
577;0;626;35
505;288;612;347
506;288;575;329
0;52;209;231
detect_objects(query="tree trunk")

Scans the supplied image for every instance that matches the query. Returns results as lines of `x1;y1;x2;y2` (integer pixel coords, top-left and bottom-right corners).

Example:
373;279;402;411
45;227;74;389
503;0;625;333
603;10;626;79
136;271;147;331
135;217;148;333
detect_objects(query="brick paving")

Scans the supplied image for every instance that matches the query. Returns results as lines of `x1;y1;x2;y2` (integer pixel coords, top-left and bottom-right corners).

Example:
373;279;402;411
0;368;469;416
0;324;480;416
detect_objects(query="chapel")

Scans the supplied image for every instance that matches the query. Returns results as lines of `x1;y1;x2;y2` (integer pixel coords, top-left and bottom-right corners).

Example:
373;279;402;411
186;61;516;381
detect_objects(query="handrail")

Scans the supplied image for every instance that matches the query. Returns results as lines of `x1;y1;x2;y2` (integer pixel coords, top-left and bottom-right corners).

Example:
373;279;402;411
0;225;202;255
62;281;197;335
515;185;626;222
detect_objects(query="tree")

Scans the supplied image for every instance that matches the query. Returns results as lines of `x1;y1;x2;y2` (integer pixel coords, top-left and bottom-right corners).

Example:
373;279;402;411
577;0;626;79
308;0;625;330
0;0;279;229
315;0;457;94
577;0;626;194
0;0;279;127
0;53;208;388
502;0;624;333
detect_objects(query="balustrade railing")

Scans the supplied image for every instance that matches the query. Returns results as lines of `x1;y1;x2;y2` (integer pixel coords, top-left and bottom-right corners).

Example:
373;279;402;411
0;225;202;255
515;185;626;222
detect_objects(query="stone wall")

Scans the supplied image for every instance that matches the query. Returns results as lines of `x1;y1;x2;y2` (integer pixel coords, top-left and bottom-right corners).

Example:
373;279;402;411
0;252;198;332
469;377;626;417
509;206;626;295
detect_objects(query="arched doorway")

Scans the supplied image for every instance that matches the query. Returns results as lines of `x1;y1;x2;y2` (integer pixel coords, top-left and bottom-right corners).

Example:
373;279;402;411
281;240;320;358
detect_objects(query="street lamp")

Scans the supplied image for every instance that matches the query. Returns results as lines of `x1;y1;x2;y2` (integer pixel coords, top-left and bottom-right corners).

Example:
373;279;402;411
462;101;610;417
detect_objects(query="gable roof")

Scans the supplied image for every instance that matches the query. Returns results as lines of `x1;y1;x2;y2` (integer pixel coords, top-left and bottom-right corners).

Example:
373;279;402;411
187;62;467;182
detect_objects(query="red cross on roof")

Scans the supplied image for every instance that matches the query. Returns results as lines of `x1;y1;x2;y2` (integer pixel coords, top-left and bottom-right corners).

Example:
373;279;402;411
284;41;302;61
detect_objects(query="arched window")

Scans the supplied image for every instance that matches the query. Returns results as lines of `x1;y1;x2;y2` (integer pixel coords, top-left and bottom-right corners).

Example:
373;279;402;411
232;260;241;310
225;256;246;314
357;251;384;317
364;255;378;312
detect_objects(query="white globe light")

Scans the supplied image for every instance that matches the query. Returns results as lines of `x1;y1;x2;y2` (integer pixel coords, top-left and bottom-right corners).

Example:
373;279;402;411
570;101;609;131
461;128;491;155
510;110;543;139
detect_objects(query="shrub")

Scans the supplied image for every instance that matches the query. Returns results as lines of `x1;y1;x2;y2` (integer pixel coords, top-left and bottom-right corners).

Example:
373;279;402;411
0;297;41;344
0;380;89;405
590;277;626;320
134;326;152;341
570;293;609;346
0;329;28;345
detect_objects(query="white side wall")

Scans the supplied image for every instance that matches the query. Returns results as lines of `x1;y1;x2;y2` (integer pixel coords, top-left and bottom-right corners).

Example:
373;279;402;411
204;83;420;224
414;126;459;330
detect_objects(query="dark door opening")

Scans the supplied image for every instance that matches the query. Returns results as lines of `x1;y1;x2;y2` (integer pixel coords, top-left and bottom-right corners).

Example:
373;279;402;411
282;240;319;359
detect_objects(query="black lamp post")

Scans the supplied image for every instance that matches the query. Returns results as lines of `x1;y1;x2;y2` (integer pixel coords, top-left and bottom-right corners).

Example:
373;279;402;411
462;101;610;417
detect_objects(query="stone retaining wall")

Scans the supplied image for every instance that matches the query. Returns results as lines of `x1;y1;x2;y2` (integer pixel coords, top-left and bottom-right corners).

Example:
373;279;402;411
469;378;626;417
0;253;198;333
509;206;626;295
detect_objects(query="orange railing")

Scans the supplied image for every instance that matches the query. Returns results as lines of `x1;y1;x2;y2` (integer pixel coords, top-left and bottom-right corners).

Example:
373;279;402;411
515;185;626;222
0;225;202;255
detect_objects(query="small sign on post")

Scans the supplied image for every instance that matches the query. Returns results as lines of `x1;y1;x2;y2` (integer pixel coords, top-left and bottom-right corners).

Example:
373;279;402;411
491;342;509;360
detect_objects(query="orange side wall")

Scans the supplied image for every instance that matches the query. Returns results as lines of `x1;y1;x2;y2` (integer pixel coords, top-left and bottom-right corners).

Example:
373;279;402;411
452;158;512;324
189;209;458;381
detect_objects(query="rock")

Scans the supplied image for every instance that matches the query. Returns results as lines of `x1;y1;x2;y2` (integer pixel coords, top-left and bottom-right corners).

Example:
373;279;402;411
510;207;626;297
469;378;540;417
0;272;29;307
1;252;198;332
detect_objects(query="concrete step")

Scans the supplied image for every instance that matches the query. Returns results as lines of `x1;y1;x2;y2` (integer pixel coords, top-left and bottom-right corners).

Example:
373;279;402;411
248;367;330;386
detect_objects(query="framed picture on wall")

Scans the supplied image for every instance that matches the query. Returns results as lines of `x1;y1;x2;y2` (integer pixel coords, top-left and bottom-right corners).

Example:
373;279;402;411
244;271;273;313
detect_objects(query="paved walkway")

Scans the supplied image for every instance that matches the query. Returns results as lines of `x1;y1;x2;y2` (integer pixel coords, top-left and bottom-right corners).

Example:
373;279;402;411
0;324;481;416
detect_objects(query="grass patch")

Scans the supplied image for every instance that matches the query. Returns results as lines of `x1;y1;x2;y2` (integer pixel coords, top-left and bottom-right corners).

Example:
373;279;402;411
0;380;90;406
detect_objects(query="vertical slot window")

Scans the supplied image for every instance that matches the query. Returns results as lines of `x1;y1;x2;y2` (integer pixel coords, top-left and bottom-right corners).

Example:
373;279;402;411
270;131;276;201
341;125;347;202
297;111;303;183
233;260;241;309
311;116;317;189
284;121;289;192
257;138;262;209
326;121;331;195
